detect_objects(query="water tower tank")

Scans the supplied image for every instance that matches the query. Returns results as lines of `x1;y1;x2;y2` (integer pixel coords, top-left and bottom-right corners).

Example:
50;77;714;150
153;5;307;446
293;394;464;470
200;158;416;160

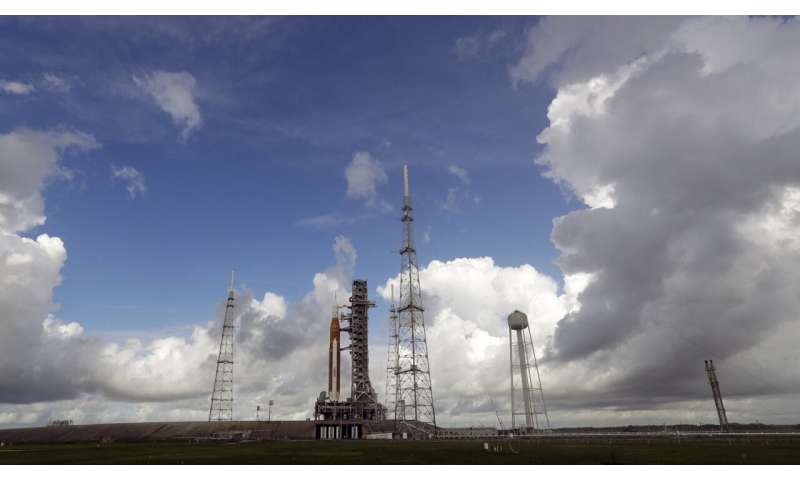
507;310;529;331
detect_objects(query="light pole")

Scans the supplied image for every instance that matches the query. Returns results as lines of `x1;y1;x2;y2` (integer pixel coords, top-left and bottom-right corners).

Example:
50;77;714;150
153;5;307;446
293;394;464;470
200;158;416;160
268;400;273;422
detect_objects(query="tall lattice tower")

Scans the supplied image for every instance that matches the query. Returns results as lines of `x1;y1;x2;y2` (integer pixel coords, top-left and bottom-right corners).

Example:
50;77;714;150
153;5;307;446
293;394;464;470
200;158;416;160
384;286;399;416
345;279;378;404
209;272;235;422
705;359;730;432
394;163;436;427
508;310;550;432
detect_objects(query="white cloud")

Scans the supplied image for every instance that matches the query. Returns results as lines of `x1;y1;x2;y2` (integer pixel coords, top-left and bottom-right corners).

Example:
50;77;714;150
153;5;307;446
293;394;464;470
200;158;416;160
43;315;84;339
442;165;475;213
455;35;480;61
133;71;202;141
0;128;99;234
442;187;461;213
377;256;583;426
0;80;35;95
295;212;371;229
518;16;800;420
344;151;391;211
41;73;72;93
487;28;509;46
447;164;470;184
509;16;686;87
455;28;509;62
1;134;360;426
110;164;147;198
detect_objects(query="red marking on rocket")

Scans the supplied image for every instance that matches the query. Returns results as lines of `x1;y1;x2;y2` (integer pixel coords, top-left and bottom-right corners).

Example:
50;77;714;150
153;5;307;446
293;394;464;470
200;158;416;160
328;305;341;402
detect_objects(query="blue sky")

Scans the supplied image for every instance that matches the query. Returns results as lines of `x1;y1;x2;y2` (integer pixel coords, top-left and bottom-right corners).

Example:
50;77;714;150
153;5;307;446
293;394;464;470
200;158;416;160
4;15;800;428
1;16;571;334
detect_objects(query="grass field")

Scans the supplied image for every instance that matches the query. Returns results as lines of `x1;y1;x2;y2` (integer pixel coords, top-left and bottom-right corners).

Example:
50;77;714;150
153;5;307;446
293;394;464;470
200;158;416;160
1;437;799;464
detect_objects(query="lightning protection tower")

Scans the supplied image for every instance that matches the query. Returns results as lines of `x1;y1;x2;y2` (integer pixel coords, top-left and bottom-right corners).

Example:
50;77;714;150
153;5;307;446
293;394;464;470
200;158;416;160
705;359;730;432
394;163;436;427
508;310;550;432
209;272;235;422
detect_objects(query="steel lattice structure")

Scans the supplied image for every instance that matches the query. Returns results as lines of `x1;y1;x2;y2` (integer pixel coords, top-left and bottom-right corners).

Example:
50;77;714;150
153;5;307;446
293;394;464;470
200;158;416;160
508;310;550;432
344;279;377;404
705;359;730;432
384;286;399;415
209;273;235;422
394;163;436;427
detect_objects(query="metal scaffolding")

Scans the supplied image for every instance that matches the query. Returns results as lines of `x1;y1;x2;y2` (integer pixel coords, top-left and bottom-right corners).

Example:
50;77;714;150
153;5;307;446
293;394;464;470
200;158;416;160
343;279;378;404
209;272;235;422
394;163;437;428
705;359;730;432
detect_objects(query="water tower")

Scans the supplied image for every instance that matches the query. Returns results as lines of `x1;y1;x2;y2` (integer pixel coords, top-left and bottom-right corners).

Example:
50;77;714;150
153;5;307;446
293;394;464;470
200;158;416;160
507;310;550;433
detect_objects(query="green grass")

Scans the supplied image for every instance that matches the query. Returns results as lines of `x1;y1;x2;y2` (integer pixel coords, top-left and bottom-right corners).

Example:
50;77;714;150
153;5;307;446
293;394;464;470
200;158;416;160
1;437;799;464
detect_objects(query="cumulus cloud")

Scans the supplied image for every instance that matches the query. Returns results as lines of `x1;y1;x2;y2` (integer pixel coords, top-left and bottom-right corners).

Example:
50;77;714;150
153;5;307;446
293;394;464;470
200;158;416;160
0;79;35;95
344;151;391;211
133;70;202;141
0;123;360;423
377;257;579;426
110;164;147;198
509;16;687;87
43;314;84;339
0;128;99;233
519;16;800;414
0;127;365;423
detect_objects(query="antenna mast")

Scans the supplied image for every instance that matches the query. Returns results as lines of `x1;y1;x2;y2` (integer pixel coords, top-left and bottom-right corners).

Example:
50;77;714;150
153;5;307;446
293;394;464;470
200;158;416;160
209;271;235;421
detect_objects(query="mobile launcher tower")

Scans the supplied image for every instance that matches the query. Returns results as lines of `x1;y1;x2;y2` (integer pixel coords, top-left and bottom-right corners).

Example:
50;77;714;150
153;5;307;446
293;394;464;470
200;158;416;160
314;280;387;438
508;310;550;433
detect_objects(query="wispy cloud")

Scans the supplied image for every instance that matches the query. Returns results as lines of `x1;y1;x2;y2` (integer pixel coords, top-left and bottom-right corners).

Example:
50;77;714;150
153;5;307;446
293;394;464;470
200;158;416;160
133;70;202;141
455;35;480;61
295;212;373;229
41;73;72;93
344;151;392;212
443;165;477;213
111;164;147;198
448;164;470;184
454;28;509;62
0;79;35;95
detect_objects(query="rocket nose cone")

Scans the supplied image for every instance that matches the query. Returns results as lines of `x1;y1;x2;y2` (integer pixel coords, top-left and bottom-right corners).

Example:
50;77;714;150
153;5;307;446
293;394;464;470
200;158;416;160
330;316;340;335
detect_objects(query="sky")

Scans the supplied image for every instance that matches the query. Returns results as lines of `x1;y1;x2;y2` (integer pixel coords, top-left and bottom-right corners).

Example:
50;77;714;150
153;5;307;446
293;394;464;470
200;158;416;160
1;15;800;429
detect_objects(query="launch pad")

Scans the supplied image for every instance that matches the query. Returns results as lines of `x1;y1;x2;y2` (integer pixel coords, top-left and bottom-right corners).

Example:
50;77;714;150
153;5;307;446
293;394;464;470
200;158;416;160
313;279;387;430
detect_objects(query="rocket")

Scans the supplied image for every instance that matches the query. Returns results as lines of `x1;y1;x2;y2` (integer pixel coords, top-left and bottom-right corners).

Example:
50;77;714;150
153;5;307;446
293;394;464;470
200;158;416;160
327;304;341;402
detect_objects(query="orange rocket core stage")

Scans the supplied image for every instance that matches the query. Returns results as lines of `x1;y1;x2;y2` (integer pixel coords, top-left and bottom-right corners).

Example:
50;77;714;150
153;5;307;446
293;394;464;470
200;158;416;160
327;306;341;401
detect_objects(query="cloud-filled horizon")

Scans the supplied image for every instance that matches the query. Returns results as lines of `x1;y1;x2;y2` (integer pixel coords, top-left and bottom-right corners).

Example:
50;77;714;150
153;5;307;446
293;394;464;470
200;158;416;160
1;16;799;429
